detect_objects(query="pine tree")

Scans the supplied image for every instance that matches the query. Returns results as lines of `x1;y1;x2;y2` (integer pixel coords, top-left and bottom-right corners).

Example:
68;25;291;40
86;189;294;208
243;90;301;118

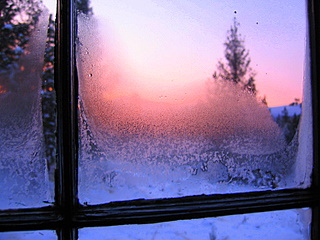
213;17;257;95
275;107;301;144
76;0;93;15
41;14;56;180
261;95;268;106
0;0;42;72
40;0;93;180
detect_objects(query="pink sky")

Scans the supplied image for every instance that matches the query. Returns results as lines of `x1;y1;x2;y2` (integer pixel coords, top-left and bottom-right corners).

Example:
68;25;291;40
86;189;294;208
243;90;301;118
49;0;307;107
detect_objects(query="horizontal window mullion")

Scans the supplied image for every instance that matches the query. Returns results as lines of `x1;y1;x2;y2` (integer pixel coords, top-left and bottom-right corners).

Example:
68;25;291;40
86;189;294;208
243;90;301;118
75;188;320;228
0;207;61;232
1;188;317;231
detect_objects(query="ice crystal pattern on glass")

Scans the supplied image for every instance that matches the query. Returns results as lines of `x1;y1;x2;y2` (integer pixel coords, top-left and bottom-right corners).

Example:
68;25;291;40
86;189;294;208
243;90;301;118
77;1;310;204
0;8;53;209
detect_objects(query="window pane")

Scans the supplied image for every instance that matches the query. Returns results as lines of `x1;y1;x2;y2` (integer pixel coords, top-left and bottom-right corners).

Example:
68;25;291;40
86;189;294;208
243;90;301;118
0;230;56;240
78;0;311;204
79;208;311;240
0;1;56;209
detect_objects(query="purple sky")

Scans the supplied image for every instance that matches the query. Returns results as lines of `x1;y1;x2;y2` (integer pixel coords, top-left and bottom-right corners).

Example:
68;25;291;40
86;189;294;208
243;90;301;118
44;0;307;107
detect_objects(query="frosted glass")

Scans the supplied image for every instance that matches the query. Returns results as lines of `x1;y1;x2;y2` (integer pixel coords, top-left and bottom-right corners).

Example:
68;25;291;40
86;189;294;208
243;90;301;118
79;208;311;240
78;1;311;204
0;5;55;209
0;230;56;240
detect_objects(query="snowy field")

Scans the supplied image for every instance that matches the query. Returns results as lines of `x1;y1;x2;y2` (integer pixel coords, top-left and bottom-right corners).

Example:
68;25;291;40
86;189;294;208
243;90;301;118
0;208;311;240
79;209;311;240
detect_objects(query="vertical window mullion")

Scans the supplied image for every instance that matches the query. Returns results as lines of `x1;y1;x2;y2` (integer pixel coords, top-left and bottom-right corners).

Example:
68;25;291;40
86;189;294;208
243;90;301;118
309;0;320;239
55;0;78;239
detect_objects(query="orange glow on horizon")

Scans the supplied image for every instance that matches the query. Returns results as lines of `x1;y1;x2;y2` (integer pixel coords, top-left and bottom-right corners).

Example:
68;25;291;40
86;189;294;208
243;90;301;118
78;0;306;108
81;77;286;154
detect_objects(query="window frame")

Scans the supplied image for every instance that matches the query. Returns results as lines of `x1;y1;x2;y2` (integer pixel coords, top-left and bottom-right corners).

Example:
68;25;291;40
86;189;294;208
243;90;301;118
0;0;319;239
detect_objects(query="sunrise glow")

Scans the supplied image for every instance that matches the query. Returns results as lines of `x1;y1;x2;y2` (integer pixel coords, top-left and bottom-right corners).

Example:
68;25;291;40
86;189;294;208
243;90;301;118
81;0;306;107
42;0;307;107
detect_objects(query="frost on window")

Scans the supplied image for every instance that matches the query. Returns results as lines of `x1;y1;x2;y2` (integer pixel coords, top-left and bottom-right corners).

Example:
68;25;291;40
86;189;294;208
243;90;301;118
77;1;311;204
79;208;311;240
0;1;56;209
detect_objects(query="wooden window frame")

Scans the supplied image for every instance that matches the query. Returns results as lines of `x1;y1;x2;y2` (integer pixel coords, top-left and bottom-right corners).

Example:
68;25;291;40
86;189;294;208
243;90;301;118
0;0;319;239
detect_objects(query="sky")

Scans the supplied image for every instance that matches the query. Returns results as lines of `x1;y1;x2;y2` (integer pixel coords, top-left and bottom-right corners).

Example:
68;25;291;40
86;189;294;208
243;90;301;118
43;0;307;107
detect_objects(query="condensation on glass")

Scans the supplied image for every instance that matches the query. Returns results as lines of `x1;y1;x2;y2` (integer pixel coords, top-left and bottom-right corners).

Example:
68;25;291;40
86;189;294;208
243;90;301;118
0;2;56;209
77;1;312;204
0;230;56;240
79;208;311;240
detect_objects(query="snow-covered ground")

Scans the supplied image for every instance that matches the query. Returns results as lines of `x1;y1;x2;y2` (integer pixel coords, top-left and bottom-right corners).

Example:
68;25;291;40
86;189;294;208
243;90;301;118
0;209;311;240
0;231;56;240
79;208;311;240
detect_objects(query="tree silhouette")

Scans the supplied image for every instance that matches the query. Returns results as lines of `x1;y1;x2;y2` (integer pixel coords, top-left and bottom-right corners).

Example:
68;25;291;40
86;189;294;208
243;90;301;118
41;14;56;180
76;0;93;15
275;105;301;144
0;0;42;72
41;0;94;180
213;17;257;95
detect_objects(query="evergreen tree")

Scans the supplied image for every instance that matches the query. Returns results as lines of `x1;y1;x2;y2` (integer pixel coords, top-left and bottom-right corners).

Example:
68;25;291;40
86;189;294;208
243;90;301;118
41;14;56;179
261;95;268;106
213;17;257;95
0;0;42;72
76;0;93;15
39;0;94;179
275;107;301;144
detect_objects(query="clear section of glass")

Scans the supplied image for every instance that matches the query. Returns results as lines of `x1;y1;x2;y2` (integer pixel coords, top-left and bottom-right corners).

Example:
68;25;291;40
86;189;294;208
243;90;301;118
79;208;311;240
0;230;56;240
0;2;56;209
78;1;311;204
